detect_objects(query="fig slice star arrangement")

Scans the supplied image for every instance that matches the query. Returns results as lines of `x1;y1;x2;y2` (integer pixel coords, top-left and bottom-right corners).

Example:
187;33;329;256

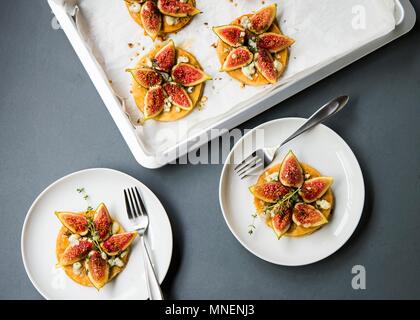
55;203;138;289
213;4;295;86
249;151;334;239
125;0;200;40
127;39;211;122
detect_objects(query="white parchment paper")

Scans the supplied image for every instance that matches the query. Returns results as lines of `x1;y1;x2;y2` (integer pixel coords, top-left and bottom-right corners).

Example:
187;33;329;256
68;0;396;155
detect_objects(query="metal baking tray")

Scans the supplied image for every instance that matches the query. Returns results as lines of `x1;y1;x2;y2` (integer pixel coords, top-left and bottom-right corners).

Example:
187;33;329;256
48;0;416;168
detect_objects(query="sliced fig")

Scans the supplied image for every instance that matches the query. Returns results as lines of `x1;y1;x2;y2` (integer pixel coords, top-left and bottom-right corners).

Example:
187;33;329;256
222;46;253;71
101;231;138;256
213;25;245;47
153;39;176;72
60;240;93;266
249;182;290;203
128;67;162;88
257;32;295;53
272;208;292;239
144;85;165;119
279;151;304;188
249;4;277;34
163;82;193;110
157;0;200;18
86;251;109;289
254;49;277;84
140;1;162;40
299;177;333;203
292;203;328;228
55;212;88;236
171;63;211;86
93;203;112;241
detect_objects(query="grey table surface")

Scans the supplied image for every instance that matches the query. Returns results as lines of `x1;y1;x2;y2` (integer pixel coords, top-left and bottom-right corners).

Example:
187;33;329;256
1;1;419;300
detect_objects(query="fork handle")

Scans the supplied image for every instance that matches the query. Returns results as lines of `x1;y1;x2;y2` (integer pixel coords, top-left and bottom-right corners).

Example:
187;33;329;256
141;236;164;300
278;96;349;149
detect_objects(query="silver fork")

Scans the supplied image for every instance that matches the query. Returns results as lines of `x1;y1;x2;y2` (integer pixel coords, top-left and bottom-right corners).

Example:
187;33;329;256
124;187;164;300
234;96;349;179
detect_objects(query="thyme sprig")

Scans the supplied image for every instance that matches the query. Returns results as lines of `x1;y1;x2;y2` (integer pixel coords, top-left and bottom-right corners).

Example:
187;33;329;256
248;188;301;236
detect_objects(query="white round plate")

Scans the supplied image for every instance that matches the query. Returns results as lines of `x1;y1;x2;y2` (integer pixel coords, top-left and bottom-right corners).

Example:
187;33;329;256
21;168;173;299
219;118;365;266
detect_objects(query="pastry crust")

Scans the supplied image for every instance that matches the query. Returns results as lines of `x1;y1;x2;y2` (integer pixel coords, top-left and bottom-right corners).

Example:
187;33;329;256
253;163;334;237
126;0;197;38
131;45;205;122
216;14;289;86
55;211;130;287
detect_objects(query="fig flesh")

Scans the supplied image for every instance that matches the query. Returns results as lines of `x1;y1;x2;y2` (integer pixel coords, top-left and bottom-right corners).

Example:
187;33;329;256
163;82;193;110
153;40;176;73
140;1;162;40
249;4;277;34
249;182;290;203
279;151;304;188
101;231;138;256
299;177;333;203
157;0;200;18
93;203;112;241
55;212;88;236
222;46;253;71
254;49;277;84
128;67;162;88
60;240;93;266
272;208;292;238
86;251;109;289
213;25;245;47
292;203;328;228
257;32;294;53
144;85;165;119
171;63;211;86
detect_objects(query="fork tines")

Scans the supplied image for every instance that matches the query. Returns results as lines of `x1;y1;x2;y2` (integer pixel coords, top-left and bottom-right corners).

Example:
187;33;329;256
124;187;147;219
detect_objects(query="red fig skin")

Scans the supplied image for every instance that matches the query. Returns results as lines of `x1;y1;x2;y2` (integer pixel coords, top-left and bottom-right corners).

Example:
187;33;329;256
153;40;176;73
60;240;93;266
140;1;162;40
222;47;253;71
249;4;277;34
157;0;200;17
144;85;165;118
163;82;193;110
257;33;295;53
171;63;210;86
254;49;278;84
213;25;245;47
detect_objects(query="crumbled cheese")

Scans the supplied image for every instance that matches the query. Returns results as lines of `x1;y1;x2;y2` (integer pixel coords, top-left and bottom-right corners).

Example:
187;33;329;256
241;62;256;80
72;262;82;275
68;234;80;246
248;38;257;51
163;97;172;112
177;55;189;64
305;173;311;179
108;257;124;268
265;172;279;182
316;199;331;210
120;251;128;258
165;15;179;26
187;87;193;93
274;60;283;71
101;251;107;260
240;16;251;29
175;106;181;113
240;31;246;38
111;221;120;234
160;72;171;82
129;2;141;13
